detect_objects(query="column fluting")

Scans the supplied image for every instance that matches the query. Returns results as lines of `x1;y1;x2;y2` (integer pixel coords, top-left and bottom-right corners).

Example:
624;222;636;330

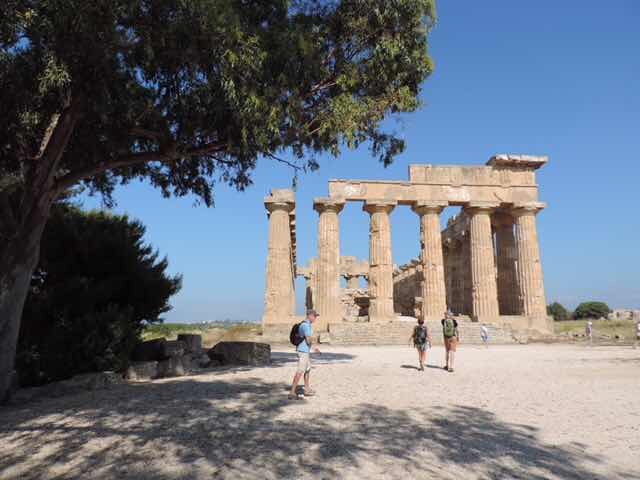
263;196;296;324
513;203;547;317
314;198;345;330
364;200;397;321
412;201;448;319
466;203;500;320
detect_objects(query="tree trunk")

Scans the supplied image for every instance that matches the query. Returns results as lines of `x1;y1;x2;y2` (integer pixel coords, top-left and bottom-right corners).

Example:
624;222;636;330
0;202;51;401
0;92;82;401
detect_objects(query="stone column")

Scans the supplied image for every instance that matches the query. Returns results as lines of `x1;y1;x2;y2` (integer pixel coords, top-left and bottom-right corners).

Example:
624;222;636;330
494;215;520;315
263;191;296;324
412;201;448;320
513;203;547;317
364;200;397;321
443;240;453;312
465;203;500;320
462;233;472;315
314;198;345;330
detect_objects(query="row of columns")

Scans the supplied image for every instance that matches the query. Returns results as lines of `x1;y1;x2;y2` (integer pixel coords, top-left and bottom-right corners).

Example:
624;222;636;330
313;198;547;326
265;193;547;329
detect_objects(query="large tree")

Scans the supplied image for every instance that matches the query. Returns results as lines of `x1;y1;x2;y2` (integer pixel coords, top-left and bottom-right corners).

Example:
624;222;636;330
0;0;436;398
18;203;181;386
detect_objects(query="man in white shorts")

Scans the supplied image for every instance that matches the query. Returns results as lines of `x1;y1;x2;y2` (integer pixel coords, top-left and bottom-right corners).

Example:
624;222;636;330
289;309;321;400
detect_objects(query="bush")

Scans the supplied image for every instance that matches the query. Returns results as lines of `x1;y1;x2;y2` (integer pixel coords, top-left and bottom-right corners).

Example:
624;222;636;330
16;205;181;387
547;302;570;321
573;302;611;320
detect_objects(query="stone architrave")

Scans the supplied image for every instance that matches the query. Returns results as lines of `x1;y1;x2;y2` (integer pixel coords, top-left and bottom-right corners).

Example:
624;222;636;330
513;202;547;317
263;191;295;324
364;200;397;321
494;214;520;315
412;201;448;319
465;202;500;320
314;198;345;330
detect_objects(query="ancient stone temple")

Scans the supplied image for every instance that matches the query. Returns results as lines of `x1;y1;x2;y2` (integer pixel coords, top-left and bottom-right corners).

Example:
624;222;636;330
262;155;552;343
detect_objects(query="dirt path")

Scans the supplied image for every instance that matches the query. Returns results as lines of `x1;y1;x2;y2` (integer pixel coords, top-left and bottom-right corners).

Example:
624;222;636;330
1;344;639;479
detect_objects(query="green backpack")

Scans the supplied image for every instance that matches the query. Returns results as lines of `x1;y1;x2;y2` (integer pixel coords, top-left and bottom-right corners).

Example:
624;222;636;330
443;318;455;337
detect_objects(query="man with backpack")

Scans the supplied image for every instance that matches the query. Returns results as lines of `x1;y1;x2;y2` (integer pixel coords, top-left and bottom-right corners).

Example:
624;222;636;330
442;310;459;372
410;318;432;371
288;309;321;400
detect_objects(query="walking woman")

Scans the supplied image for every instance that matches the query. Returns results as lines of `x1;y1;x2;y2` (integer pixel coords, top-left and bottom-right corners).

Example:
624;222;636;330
410;319;432;371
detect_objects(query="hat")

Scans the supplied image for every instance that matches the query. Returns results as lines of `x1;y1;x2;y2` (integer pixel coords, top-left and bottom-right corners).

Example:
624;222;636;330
306;309;320;317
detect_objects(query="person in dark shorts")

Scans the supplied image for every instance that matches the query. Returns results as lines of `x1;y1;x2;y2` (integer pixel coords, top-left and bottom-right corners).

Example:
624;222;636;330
441;311;459;372
410;318;432;371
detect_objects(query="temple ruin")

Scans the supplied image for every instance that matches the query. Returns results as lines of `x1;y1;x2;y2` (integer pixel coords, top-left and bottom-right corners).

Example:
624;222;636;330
262;154;552;341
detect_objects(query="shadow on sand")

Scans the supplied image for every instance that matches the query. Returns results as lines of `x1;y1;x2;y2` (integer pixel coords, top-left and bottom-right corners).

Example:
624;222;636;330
0;371;637;479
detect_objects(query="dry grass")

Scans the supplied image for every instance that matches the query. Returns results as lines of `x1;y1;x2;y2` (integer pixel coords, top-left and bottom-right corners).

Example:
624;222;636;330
554;319;636;339
141;323;262;347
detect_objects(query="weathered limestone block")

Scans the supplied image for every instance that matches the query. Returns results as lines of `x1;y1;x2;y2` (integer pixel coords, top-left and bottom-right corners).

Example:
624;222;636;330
132;338;166;361
126;361;159;381
161;340;186;359
177;334;203;353
157;357;186;378
209;342;271;366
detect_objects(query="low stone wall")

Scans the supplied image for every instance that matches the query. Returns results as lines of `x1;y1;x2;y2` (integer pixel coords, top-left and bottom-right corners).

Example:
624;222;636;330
262;320;518;346
328;321;517;346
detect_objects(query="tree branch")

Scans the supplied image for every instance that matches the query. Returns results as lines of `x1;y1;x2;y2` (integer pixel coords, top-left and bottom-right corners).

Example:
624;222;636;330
52;141;227;197
265;153;302;172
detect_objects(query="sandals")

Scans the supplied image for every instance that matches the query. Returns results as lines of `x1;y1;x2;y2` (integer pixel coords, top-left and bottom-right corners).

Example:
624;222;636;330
304;389;316;397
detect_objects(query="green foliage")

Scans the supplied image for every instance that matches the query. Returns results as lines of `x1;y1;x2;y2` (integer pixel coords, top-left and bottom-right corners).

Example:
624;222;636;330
573;302;611;320
16;204;181;386
547;302;570;321
0;0;437;207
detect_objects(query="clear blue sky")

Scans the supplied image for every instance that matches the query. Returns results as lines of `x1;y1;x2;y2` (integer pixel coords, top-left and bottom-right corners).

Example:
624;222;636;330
82;0;640;322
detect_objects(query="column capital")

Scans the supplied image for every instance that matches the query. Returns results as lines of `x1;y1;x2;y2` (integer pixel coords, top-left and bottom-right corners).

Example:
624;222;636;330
363;199;397;215
412;200;448;215
464;201;500;214
313;197;345;214
512;202;546;216
264;198;295;214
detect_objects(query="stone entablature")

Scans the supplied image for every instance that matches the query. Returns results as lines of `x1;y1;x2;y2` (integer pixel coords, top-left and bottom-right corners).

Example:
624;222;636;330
263;154;551;335
329;155;547;206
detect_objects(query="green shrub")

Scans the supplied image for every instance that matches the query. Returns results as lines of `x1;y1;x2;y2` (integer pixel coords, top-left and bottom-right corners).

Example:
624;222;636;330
547;302;570;321
16;205;181;387
573;301;611;319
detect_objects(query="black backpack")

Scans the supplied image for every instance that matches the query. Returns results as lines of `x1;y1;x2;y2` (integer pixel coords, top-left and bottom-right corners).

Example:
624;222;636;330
289;322;304;346
415;325;428;345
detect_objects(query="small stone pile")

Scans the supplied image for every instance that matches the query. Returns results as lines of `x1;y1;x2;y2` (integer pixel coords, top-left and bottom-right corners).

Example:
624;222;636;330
127;335;272;381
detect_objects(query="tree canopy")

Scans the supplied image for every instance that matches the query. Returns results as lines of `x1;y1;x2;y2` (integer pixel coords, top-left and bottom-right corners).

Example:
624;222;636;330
1;0;436;208
573;302;611;320
547;302;570;322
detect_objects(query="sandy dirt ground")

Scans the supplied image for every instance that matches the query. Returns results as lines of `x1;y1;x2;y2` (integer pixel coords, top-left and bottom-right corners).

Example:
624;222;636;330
1;344;639;480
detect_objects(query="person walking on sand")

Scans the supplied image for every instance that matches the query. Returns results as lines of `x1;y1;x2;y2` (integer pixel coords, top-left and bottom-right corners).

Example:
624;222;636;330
410;318;432;371
480;324;489;347
442;311;459;372
289;309;321;400
585;320;593;345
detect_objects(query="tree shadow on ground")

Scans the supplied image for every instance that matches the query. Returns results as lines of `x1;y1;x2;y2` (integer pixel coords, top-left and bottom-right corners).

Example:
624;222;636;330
0;377;637;480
